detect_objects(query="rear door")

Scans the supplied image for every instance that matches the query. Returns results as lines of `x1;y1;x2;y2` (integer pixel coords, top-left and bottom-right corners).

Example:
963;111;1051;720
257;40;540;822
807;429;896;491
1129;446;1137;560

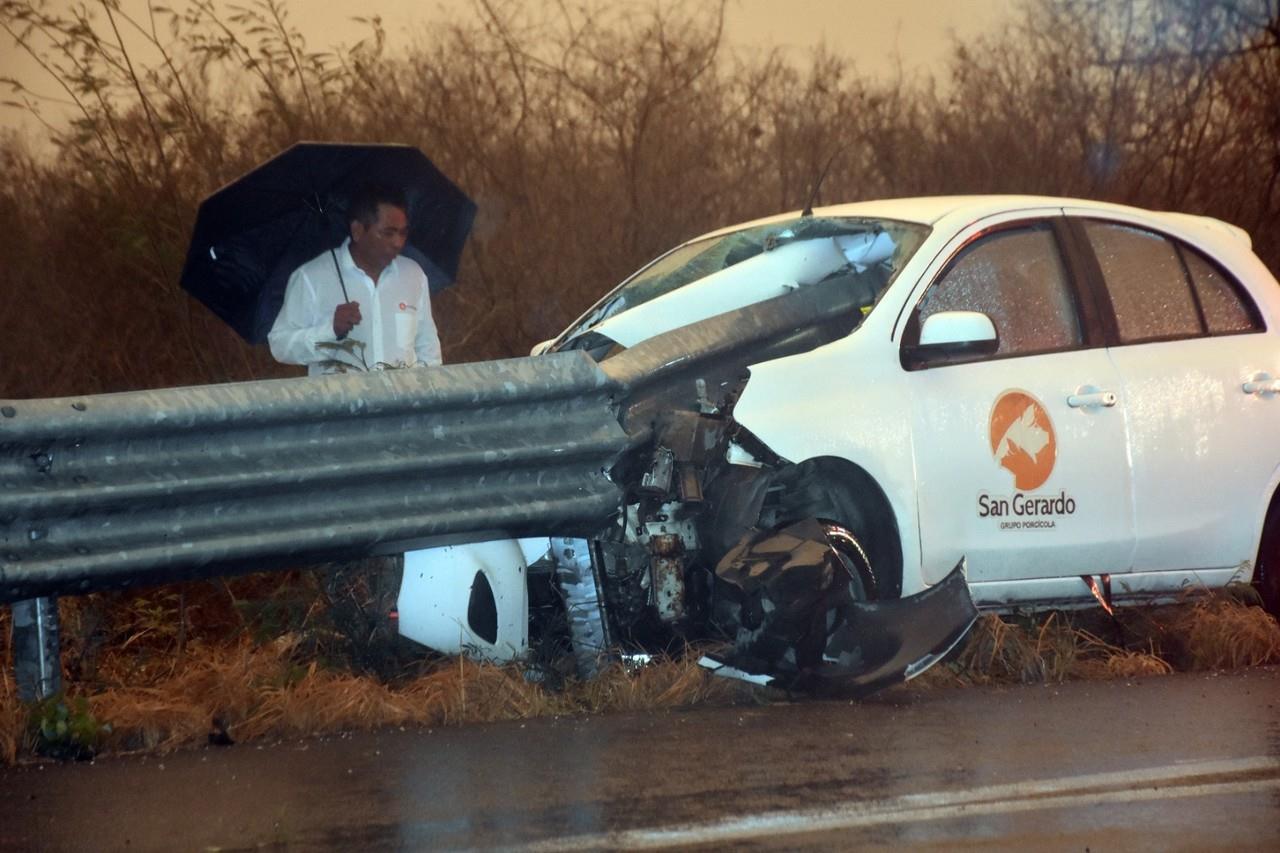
902;215;1135;583
1068;214;1280;573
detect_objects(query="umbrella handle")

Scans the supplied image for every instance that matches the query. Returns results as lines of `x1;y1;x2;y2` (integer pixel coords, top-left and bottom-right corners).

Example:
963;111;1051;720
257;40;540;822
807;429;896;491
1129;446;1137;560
329;247;352;339
328;247;351;303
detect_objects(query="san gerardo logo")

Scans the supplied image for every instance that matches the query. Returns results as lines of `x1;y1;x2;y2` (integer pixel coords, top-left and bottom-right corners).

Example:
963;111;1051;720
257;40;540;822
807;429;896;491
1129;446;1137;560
989;389;1056;490
980;390;1075;529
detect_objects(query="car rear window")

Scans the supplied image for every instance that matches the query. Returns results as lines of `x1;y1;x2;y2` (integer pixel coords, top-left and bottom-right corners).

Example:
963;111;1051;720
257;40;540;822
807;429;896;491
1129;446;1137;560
1183;247;1261;334
1082;220;1262;342
1084;222;1201;343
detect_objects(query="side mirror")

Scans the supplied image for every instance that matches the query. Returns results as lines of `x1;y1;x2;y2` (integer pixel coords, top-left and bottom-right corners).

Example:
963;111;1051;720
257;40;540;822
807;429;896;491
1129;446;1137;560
902;310;998;368
530;339;554;357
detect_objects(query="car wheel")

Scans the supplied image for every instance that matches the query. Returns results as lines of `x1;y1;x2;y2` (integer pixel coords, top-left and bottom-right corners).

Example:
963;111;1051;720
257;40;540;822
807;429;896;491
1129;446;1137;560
768;458;901;598
712;517;877;685
1256;503;1280;620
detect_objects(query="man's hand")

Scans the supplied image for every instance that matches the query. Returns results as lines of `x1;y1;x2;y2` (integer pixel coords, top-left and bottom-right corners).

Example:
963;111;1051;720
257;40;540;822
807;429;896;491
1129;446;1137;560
333;301;362;339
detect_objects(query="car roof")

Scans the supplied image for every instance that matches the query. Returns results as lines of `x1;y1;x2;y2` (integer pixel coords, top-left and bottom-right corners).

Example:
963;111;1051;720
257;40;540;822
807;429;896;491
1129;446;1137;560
687;195;1251;249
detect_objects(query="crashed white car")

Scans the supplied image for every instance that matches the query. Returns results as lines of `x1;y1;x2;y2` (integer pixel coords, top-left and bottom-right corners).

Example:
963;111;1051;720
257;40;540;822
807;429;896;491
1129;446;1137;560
398;195;1280;691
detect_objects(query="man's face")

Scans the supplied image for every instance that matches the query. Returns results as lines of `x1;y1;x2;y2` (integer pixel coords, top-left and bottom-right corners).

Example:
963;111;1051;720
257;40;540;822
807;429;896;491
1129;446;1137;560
350;203;409;272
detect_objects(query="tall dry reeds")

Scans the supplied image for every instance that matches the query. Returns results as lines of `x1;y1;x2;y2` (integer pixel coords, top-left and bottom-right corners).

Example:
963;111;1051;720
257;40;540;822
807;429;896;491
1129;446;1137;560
1;0;1276;396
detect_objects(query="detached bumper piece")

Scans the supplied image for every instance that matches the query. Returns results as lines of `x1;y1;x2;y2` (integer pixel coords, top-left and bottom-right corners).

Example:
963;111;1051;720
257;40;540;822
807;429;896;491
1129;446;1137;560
713;519;976;695
817;563;976;695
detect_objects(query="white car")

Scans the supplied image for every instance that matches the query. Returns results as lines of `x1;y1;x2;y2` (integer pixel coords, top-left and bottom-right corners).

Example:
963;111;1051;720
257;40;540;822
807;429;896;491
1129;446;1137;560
398;195;1280;691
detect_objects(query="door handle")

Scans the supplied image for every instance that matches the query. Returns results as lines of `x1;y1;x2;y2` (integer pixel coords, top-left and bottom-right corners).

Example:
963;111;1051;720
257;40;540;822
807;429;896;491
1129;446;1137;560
1067;388;1117;408
1243;373;1280;395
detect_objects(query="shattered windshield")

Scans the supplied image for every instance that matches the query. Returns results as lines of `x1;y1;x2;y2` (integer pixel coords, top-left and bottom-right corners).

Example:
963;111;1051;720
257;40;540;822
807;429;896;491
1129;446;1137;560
559;215;930;343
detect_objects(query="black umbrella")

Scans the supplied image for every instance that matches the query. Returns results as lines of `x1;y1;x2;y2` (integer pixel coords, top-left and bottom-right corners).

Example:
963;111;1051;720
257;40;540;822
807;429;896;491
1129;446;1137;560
181;142;476;344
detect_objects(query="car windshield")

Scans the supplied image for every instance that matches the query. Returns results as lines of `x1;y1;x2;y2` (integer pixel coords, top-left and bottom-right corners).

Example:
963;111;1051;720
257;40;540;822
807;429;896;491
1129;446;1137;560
558;215;930;343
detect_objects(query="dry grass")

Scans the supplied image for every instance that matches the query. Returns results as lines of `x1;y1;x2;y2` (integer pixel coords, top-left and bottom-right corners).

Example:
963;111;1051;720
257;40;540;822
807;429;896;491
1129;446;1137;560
918;588;1280;691
0;630;763;761
0;673;20;766
1153;593;1280;670
2;585;1278;764
932;612;1082;686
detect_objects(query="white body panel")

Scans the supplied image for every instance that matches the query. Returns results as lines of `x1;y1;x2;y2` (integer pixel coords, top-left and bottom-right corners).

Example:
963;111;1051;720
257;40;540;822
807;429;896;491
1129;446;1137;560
733;291;930;587
1109;335;1280;572
1057;204;1280;574
397;539;532;661
901;207;1133;582
907;350;1134;581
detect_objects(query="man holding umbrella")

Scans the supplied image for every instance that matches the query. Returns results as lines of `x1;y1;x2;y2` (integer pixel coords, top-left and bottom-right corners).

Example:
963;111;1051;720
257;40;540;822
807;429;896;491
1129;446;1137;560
182;142;473;371
268;183;442;374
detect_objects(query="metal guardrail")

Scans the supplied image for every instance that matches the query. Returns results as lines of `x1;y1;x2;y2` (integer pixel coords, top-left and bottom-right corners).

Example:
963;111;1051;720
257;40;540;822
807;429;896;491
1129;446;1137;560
0;351;629;602
1;272;871;607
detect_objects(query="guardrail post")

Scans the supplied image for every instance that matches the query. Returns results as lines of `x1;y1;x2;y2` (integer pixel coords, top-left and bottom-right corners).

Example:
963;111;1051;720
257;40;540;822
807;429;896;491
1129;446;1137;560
11;597;62;702
554;538;612;678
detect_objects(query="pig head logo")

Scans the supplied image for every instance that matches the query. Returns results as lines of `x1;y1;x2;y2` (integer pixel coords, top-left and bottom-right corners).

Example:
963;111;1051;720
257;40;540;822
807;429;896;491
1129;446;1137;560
989;390;1056;491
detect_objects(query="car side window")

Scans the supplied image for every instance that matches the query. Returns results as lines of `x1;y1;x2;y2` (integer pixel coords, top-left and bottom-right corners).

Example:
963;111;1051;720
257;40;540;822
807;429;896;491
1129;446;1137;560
1182;246;1261;334
917;224;1081;358
1083;221;1203;343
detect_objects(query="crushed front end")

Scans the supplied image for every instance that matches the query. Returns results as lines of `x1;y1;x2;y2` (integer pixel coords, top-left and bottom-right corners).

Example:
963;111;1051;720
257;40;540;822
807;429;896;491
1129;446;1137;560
398;215;978;693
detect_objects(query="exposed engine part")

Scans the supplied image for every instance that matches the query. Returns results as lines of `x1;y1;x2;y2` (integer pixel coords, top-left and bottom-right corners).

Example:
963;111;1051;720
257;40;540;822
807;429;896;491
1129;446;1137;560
676;465;704;503
655;410;724;466
594;538;651;631
649;533;687;623
639;446;675;496
625;501;700;550
591;501;704;636
553;537;612;677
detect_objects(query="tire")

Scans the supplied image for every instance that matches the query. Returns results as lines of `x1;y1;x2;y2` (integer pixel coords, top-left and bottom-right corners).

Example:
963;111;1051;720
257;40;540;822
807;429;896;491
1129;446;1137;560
1256;502;1280;620
709;459;904;687
712;518;875;684
767;458;901;598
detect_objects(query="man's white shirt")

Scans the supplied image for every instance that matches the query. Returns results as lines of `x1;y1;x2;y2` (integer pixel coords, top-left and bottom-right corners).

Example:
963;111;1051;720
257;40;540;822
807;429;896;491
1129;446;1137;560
269;238;442;375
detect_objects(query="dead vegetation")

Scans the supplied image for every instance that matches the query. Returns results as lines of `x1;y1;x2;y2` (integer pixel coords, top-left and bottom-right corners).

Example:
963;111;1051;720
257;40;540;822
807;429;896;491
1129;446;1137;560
3;579;1279;765
915;586;1280;690
0;574;764;764
0;0;1277;397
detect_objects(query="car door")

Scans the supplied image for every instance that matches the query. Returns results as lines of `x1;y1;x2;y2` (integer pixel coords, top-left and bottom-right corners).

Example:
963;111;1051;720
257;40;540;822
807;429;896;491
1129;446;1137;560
1069;215;1280;575
901;216;1136;583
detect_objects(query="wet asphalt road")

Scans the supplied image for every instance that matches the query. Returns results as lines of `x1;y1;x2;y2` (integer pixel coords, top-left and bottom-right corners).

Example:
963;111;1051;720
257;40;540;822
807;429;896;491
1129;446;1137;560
1;667;1278;851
